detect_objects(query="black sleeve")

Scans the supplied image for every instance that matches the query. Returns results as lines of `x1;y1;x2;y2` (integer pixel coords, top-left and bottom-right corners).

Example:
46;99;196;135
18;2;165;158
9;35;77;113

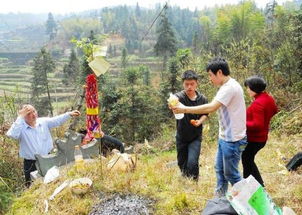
175;91;186;103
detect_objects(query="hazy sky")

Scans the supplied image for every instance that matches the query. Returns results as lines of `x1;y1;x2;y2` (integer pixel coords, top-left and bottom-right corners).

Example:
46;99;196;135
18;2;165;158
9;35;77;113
0;0;290;14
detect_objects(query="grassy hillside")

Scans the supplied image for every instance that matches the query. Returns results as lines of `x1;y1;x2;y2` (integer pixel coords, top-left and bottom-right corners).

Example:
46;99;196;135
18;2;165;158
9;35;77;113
0;32;162;114
0;56;77;113
6;128;302;215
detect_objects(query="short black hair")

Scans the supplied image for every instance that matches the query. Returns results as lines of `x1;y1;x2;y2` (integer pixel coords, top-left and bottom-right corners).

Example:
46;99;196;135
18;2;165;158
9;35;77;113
244;76;267;94
206;57;230;76
182;70;198;81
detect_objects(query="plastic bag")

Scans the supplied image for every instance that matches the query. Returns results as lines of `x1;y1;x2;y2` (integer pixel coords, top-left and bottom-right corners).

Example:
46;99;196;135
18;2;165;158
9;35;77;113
43;166;59;184
226;175;282;215
167;93;184;120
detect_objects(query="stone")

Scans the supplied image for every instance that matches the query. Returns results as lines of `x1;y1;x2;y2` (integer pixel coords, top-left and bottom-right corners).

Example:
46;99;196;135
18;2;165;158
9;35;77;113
107;153;137;172
35;131;101;176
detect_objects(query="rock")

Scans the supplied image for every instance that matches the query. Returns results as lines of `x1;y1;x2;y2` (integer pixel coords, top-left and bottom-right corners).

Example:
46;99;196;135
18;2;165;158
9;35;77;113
107;153;137;172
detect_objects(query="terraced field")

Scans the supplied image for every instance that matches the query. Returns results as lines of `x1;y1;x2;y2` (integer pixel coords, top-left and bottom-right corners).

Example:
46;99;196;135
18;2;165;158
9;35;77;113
0;57;77;112
0;49;163;113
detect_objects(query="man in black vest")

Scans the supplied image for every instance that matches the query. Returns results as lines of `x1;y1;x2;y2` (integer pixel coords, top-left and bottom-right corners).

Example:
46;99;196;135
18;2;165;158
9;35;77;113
174;70;208;180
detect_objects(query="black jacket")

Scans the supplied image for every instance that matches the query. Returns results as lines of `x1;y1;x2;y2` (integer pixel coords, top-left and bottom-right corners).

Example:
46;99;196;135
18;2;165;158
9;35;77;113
175;90;208;143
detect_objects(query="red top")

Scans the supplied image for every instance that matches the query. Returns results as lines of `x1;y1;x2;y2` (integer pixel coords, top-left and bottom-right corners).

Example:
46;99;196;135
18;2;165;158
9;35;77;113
246;92;278;142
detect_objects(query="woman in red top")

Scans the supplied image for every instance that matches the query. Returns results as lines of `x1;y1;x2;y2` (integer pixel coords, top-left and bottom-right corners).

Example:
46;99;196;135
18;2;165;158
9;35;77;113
242;76;278;186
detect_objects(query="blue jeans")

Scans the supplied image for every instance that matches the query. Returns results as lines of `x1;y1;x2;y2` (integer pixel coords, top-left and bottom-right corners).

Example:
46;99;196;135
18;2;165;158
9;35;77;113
215;137;247;196
176;136;201;180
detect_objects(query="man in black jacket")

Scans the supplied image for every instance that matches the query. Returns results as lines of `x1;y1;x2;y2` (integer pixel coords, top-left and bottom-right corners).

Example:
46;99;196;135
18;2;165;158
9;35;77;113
174;70;208;180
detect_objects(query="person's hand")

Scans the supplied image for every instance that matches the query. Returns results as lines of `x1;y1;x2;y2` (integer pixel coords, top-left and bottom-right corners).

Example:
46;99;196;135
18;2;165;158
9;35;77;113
190;119;202;127
171;102;186;114
18;105;34;118
70;110;81;117
99;130;105;138
167;94;179;110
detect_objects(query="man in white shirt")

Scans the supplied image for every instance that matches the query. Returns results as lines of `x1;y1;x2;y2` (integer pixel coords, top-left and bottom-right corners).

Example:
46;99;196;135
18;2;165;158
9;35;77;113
173;57;247;196
7;104;80;187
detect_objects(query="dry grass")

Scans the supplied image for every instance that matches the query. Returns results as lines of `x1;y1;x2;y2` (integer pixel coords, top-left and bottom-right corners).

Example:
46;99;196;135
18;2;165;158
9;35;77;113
258;133;302;214
6;132;302;215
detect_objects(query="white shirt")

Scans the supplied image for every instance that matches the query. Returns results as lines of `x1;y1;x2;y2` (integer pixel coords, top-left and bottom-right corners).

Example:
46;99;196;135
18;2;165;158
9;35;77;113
6;113;71;160
214;78;246;141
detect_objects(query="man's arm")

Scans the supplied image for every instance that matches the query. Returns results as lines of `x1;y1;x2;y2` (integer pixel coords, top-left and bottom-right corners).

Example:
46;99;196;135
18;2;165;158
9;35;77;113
6;117;26;140
173;100;222;115
6;105;33;139
47;110;80;129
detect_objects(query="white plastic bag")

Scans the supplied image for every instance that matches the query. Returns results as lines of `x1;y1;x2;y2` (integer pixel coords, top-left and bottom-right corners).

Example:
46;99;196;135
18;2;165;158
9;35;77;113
227;175;282;215
49;180;70;200
43;166;59;184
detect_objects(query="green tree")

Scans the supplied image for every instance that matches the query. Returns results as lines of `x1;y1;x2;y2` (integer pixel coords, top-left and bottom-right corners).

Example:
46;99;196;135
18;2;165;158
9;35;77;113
176;48;192;69
192;31;199;54
107;44;113;57
275;41;297;86
89;30;96;44
271;6;299;87
31;48;55;116
71;38;94;84
154;11;178;71
115;67;160;142
46;12;57;40
113;45;117;57
167;57;181;94
135;2;141;17
159;57;181;119
121;47;128;69
199;15;212;51
139;65;151;86
293;6;302;76
63;49;80;85
59;18;103;40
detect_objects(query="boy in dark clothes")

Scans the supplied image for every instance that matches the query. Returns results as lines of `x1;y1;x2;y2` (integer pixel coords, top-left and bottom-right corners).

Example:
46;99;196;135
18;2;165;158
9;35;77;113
174;70;208;180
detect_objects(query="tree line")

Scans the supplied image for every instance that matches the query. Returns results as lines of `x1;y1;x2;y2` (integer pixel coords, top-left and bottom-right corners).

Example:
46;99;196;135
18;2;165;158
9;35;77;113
32;1;302;143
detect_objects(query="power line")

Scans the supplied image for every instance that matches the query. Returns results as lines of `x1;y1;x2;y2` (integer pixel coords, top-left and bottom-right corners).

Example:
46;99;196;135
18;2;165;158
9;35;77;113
140;2;168;42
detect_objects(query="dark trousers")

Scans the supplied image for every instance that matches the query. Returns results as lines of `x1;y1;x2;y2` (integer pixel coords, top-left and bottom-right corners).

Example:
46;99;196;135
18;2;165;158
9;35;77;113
242;141;266;186
102;135;125;153
176;136;201;180
23;159;37;187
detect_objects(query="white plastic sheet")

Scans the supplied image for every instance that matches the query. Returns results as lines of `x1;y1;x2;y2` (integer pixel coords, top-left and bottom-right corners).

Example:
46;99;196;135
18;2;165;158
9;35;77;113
227;175;282;215
43;166;59;184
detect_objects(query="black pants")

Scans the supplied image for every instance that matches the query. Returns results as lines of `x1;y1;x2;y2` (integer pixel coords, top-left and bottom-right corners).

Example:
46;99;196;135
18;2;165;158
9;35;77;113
242;141;266;186
23;159;37;187
102;135;125;153
176;136;201;180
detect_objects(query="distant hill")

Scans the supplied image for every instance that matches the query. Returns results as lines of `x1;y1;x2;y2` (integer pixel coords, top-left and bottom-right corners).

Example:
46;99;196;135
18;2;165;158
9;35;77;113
0;13;70;32
0;13;47;31
0;25;48;52
0;13;67;52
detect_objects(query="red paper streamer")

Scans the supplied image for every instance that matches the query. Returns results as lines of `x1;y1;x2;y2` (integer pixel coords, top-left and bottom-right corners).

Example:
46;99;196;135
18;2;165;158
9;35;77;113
83;74;101;144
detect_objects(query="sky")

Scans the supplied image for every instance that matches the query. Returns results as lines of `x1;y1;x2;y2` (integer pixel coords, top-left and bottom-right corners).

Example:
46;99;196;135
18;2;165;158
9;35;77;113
0;0;290;14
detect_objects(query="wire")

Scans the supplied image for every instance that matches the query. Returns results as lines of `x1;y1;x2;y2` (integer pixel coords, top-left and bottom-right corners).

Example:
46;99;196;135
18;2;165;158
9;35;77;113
140;2;168;42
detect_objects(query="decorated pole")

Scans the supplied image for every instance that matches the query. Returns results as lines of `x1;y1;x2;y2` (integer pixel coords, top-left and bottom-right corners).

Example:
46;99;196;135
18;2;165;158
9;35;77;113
83;74;101;144
71;38;110;144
